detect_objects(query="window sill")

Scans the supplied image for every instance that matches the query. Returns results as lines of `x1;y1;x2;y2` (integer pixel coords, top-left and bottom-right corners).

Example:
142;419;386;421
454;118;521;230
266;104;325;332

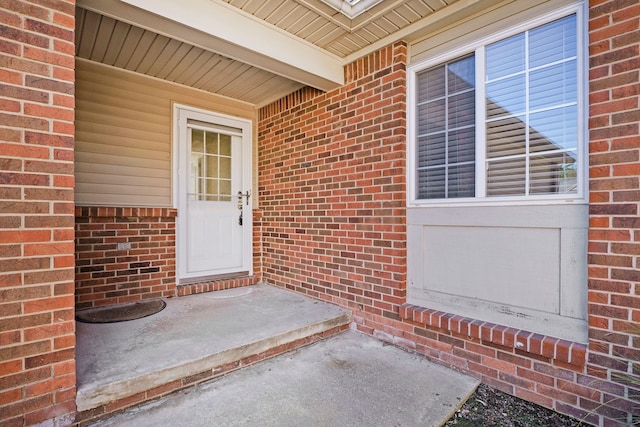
400;303;587;367
406;196;587;209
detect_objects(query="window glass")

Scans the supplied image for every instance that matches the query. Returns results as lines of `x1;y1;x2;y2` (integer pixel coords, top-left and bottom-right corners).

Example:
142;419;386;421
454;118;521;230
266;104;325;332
413;13;580;201
529;15;576;68
486;15;578;197
189;130;233;201
485;33;524;80
416;55;476;199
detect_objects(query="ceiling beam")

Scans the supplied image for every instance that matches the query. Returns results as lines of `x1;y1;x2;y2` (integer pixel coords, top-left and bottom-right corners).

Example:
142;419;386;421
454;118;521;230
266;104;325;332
78;0;344;91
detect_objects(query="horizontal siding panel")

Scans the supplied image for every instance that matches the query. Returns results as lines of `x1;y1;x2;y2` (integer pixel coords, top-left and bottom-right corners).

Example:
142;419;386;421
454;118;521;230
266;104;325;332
76;99;167;128
76;73;174;114
77;182;169;197
75;111;169;137
75;59;255;207
75;172;171;189
75;122;167;145
75;141;170;162
410;0;572;64
75;151;168;171
74;78;171;115
75;162;170;179
75;130;169;153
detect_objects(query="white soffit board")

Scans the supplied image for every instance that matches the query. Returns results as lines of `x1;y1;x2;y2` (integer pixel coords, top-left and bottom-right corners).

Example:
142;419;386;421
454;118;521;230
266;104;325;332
342;0;499;63
79;0;344;91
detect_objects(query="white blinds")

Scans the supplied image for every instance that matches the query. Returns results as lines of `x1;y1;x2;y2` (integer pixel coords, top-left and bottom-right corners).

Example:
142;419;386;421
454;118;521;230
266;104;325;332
485;14;578;197
416;55;475;199
413;13;579;201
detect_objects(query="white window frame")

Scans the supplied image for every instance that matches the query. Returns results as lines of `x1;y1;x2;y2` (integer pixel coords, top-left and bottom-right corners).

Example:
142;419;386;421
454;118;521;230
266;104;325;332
406;3;588;208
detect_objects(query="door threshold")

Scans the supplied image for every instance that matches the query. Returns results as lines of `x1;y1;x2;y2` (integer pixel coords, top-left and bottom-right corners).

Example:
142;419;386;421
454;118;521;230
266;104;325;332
179;272;250;285
176;274;257;297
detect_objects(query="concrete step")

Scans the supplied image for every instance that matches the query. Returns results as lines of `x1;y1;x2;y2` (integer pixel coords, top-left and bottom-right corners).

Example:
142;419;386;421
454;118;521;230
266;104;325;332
75;284;351;424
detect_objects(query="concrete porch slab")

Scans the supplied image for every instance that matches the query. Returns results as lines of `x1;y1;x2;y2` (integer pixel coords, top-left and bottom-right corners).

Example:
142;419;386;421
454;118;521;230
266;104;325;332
76;284;351;412
89;330;479;427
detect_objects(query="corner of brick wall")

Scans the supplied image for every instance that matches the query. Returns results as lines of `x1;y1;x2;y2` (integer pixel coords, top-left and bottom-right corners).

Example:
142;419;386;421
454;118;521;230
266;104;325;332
258;8;640;423
74;207;177;309
585;0;640;425
258;39;407;310
0;1;77;426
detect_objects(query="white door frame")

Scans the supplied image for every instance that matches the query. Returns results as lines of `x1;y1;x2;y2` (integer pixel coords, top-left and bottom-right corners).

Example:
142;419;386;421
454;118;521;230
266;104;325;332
173;103;253;282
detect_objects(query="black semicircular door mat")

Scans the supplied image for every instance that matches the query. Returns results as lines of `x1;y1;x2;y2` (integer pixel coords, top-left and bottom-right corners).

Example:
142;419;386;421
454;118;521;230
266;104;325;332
76;299;166;323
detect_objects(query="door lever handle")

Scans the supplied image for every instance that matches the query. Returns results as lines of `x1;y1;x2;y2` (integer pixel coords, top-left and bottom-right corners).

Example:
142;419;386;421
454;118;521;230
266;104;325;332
238;190;251;206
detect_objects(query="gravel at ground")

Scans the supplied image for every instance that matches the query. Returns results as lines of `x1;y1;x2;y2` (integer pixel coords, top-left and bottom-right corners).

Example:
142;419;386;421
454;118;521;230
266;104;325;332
444;383;583;426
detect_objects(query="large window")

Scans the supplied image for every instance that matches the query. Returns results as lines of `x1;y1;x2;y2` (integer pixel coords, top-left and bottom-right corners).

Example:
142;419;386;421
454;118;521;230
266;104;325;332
406;5;588;343
412;13;583;203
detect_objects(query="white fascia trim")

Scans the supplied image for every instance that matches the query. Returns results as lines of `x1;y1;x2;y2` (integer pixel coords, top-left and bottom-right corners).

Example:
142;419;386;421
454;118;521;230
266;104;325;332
342;0;499;64
80;0;344;91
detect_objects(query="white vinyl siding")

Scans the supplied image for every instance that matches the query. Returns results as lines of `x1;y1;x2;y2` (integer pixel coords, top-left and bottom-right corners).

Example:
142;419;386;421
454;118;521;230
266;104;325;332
75;59;255;207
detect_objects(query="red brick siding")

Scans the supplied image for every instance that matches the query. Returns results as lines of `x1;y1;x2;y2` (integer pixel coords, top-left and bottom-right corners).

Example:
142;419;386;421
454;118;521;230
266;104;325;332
0;1;77;426
259;4;639;420
74;207;177;309
75;207;262;304
586;0;640;425
259;42;407;315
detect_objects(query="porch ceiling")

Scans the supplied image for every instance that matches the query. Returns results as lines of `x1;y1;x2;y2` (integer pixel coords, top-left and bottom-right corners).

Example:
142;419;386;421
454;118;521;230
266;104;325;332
75;0;493;106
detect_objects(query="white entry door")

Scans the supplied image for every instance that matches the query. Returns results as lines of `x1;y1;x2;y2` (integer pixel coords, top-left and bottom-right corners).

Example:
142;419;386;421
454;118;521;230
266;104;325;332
175;105;252;282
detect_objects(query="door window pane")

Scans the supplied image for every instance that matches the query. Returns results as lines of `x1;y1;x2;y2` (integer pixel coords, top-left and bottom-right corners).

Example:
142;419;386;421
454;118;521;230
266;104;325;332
220;134;232;156
189;129;233;201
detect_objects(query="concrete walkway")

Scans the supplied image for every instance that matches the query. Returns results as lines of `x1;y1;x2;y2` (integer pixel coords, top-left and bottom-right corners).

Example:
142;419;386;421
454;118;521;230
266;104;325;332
77;284;479;426
89;330;478;427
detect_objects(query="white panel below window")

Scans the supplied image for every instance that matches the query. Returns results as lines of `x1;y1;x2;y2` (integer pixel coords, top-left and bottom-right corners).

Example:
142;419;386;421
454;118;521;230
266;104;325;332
407;204;588;343
422;226;560;313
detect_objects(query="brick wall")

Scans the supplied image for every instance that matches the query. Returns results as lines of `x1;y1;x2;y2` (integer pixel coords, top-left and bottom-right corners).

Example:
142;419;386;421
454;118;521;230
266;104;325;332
586;0;640;425
259;41;407;312
258;5;639;421
74;207;177;309
75;207;263;305
0;1;77;426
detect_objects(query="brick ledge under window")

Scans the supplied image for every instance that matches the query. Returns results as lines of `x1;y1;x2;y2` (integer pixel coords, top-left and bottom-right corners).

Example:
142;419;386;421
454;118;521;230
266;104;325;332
400;303;587;366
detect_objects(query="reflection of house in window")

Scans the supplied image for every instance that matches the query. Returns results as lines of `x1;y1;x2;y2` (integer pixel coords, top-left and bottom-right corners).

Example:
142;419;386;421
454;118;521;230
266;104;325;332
416;14;578;201
485;99;578;197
